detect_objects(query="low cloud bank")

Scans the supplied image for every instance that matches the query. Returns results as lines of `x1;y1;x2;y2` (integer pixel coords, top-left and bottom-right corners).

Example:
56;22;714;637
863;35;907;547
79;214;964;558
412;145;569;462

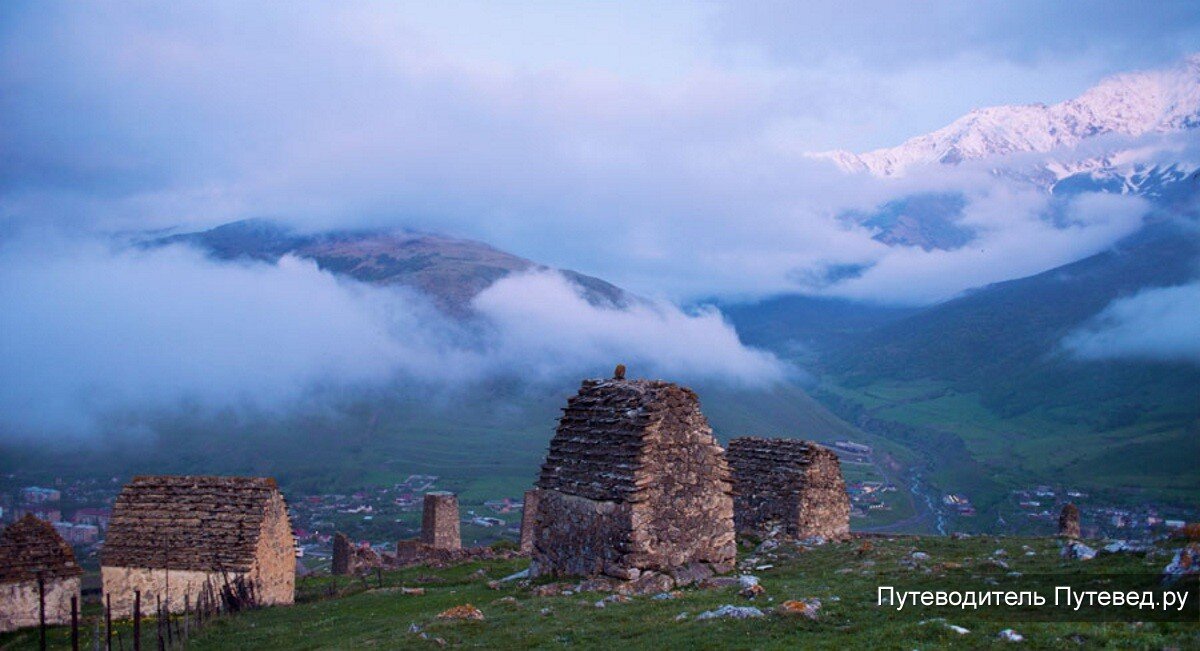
1062;281;1200;364
0;237;785;439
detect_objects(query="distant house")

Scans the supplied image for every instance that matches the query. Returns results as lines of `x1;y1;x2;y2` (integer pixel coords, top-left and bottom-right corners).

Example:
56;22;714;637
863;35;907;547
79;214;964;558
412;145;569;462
102;475;295;617
0;514;83;633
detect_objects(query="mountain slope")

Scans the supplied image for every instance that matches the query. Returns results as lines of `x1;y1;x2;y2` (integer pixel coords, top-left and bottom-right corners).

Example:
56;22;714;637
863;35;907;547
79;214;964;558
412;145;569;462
818;54;1200;177
155;219;628;315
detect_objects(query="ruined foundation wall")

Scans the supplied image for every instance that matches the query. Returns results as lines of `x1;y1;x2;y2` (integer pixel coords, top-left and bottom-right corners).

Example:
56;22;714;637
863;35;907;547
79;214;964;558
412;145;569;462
530;490;634;579
0;577;80;633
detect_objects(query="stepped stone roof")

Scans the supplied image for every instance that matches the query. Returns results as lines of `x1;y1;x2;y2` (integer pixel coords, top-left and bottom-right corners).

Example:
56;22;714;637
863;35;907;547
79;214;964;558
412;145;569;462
0;514;84;583
102;475;281;572
728;437;823;473
537;378;696;502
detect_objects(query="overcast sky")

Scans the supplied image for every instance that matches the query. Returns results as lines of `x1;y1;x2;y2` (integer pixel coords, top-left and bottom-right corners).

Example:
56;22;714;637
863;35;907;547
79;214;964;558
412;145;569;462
2;1;1198;437
2;1;1196;290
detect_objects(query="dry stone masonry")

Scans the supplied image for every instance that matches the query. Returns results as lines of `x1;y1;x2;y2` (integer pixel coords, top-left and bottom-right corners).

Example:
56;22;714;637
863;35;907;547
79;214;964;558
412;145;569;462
530;373;736;584
727;437;851;541
0;514;84;633
519;489;541;554
1059;503;1081;538
421;492;461;550
101;475;296;617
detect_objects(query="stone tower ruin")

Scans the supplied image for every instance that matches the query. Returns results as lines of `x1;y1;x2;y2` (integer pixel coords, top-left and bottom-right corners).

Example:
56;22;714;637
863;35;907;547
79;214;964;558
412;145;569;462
530;375;736;582
1058;503;1081;538
727;437;850;540
420;492;461;551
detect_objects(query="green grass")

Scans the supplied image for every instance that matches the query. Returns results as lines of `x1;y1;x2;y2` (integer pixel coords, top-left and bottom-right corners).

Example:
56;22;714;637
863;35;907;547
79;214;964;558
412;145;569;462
819;375;1200;518
5;537;1195;650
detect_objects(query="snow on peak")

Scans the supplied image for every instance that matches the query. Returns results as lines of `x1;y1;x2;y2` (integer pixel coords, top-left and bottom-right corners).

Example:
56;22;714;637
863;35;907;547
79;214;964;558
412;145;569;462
817;55;1200;177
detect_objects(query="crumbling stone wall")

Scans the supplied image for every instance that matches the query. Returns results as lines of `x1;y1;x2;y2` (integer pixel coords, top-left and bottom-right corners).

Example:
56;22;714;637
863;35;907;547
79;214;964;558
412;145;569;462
1059;503;1081;538
0;514;83;633
531;376;736;582
727;437;850;540
519;489;541;554
333;533;383;575
102;475;295;616
421;492;461;551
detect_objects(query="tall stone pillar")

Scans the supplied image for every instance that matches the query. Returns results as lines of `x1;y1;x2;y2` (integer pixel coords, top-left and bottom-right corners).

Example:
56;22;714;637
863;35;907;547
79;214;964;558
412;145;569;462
332;532;354;575
1058;503;1081;538
421;492;461;550
519;489;541;554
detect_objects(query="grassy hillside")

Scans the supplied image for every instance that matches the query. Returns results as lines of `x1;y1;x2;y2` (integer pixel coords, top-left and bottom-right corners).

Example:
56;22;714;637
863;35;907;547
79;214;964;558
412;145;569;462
1;378;904;528
5;536;1196;650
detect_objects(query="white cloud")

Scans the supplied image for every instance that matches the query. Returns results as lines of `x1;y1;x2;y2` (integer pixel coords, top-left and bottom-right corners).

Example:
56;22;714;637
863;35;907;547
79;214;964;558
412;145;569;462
1063;281;1200;364
0;236;785;438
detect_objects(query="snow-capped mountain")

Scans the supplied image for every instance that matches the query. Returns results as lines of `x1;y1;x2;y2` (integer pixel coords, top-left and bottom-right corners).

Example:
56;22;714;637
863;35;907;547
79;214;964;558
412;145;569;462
818;54;1200;178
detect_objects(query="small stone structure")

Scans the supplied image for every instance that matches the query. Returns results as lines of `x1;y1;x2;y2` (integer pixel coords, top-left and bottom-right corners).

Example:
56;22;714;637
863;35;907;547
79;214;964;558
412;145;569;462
421;492;461;550
1058;503;1081;538
102;475;295;617
727;437;850;540
530;373;736;583
332;533;383;575
0;514;84;633
519;489;541;554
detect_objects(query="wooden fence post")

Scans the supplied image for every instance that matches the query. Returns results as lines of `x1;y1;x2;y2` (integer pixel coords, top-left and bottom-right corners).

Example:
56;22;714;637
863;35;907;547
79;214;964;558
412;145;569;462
38;573;46;651
71;595;79;651
132;590;141;651
106;593;112;651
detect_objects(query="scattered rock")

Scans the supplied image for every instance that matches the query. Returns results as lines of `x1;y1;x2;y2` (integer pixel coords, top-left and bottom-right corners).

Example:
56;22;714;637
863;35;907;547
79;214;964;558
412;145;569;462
699;576;741;589
911;551;930;561
1163;543;1200;582
993;549;1007;557
670;562;714;587
776;598;821;619
493;596;518;605
695;605;765;620
577;577;619;593
737;575;760;589
1061;541;1096;561
499;568;530;582
539;607;553;617
674;612;689;621
631;571;675;595
740;583;766;599
998;628;1025;642
400;587;426;596
532;583;569;597
652;592;676;600
945;624;970;635
437;604;484;621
